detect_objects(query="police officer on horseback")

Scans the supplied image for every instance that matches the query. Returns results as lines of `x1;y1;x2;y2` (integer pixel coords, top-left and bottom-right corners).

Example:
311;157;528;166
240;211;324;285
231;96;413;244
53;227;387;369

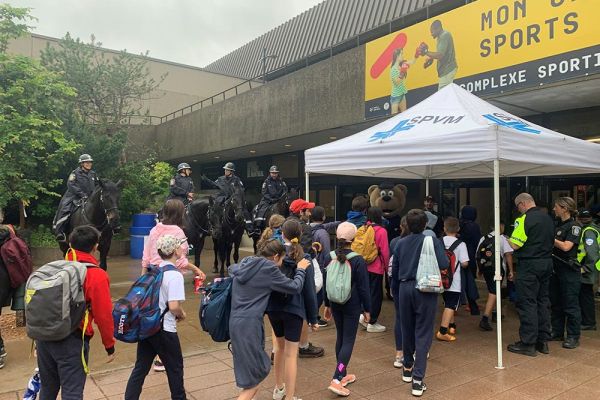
254;165;287;227
168;163;195;206
214;162;244;205
53;154;98;241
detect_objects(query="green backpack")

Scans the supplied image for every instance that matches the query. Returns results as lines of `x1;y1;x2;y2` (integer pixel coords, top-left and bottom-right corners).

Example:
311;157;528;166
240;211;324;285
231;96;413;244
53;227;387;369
326;251;358;304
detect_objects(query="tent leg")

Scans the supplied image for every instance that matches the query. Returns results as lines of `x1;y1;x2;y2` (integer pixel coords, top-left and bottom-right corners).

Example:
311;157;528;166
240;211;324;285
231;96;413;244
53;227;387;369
305;172;310;201
494;159;504;369
425;178;430;196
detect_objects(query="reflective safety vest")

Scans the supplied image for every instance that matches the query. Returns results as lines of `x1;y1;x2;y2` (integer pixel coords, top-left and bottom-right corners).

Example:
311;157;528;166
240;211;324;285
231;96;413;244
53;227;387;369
577;225;600;271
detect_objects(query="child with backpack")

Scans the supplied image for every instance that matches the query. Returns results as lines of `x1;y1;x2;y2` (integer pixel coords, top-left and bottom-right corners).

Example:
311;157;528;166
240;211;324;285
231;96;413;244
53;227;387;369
310;206;341;327
436;217;469;341
266;219;319;400
32;226;115;399
476;222;514;331
391;209;449;397
142;199;206;371
229;239;310;400
358;207;389;333
322;222;371;397
125;234;188;400
257;213;285;249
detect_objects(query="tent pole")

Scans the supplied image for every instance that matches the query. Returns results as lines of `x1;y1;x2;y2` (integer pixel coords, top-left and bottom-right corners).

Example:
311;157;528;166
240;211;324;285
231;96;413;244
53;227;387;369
494;158;504;369
305;172;310;201
425;178;430;196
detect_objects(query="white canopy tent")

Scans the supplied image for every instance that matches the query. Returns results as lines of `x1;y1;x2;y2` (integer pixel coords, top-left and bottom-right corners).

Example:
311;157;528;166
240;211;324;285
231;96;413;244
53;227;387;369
304;83;600;368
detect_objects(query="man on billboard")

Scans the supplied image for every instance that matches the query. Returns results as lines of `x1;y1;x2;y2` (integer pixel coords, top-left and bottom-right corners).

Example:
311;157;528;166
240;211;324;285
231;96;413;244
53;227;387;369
417;20;458;90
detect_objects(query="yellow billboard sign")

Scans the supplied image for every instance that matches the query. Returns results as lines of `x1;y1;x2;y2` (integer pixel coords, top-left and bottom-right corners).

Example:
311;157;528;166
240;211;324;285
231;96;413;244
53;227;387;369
365;0;600;118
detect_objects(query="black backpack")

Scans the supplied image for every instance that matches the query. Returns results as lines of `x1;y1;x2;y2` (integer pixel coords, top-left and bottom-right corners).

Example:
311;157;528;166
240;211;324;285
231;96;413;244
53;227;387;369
476;233;500;272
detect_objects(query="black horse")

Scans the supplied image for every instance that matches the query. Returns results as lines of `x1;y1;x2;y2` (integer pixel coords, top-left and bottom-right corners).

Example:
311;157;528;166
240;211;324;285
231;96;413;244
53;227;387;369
212;180;246;276
249;196;289;254
58;179;122;270
182;196;222;269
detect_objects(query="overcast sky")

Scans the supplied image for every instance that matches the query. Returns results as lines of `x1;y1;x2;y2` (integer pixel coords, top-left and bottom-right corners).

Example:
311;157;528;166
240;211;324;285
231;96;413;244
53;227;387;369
9;0;324;67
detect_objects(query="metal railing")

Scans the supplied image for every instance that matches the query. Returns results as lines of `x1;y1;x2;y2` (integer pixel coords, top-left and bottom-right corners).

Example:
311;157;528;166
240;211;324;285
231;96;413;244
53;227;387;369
157;0;468;124
160;78;264;122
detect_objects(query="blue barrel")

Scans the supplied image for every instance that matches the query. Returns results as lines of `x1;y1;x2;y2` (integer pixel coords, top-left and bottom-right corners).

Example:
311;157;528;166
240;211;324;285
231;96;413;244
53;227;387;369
130;213;157;259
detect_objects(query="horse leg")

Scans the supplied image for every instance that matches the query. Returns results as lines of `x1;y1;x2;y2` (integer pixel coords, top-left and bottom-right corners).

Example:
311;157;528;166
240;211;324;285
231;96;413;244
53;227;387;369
212;238;219;274
194;235;206;268
97;230;112;271
219;240;228;277
233;233;242;264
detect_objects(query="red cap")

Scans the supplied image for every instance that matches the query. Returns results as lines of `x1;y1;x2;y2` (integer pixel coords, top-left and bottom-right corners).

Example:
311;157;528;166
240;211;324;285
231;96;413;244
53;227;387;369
289;199;315;214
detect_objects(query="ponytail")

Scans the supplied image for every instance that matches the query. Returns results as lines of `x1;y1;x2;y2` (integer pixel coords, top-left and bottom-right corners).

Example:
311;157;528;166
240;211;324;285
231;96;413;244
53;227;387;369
282;220;304;262
335;240;351;263
257;227;274;250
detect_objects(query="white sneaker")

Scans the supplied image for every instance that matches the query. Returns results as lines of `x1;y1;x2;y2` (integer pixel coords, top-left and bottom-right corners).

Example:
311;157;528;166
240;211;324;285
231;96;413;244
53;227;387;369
359;314;368;329
393;356;403;368
273;384;286;400
367;323;386;333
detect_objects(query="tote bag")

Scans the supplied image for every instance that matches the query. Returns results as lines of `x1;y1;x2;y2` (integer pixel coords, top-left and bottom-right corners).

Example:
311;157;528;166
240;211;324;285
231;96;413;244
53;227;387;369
415;236;444;293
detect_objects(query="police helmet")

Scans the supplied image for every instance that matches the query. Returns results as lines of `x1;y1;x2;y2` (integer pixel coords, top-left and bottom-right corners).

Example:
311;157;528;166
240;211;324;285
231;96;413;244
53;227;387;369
177;162;191;172
223;162;236;171
269;165;279;173
78;154;93;163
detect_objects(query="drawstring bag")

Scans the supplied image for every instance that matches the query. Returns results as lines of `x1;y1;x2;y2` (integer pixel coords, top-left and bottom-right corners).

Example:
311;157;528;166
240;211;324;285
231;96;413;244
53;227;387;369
415;236;444;293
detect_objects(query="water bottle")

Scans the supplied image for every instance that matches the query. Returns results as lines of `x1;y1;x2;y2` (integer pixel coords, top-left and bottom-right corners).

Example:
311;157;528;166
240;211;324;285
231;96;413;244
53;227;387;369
23;368;41;400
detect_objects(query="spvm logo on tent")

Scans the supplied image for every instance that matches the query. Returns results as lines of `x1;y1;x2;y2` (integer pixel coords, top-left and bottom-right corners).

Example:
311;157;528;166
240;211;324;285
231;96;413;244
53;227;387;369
483;113;541;134
368;115;465;142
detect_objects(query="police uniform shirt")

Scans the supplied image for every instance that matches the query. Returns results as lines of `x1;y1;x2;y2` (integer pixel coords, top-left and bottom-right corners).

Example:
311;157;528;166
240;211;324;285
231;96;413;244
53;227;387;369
553;218;581;263
67;167;97;198
509;207;555;259
169;174;194;198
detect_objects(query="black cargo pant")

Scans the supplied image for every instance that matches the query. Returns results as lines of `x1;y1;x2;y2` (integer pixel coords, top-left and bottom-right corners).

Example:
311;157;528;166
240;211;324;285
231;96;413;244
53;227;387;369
580;283;596;327
125;330;186;400
515;258;552;345
36;333;89;400
550;263;581;339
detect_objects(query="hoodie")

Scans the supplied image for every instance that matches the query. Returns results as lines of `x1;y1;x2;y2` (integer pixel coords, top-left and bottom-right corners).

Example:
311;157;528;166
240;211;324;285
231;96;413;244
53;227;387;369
347;211;367;228
459;205;482;262
66;249;115;354
229;256;306;319
142;223;189;270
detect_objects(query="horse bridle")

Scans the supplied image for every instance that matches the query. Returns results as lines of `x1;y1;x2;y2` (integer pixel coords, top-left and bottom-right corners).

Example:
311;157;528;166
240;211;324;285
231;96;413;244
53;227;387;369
188;203;212;237
81;189;118;232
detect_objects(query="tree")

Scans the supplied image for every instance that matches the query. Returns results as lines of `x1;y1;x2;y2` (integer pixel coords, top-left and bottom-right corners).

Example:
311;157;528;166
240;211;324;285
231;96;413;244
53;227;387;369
0;54;80;227
40;34;166;136
0;4;35;52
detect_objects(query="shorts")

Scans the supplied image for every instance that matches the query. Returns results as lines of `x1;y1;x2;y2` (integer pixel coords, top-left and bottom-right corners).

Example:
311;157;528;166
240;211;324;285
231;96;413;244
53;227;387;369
482;267;504;295
267;311;304;342
438;67;458;90
442;291;461;311
390;94;406;104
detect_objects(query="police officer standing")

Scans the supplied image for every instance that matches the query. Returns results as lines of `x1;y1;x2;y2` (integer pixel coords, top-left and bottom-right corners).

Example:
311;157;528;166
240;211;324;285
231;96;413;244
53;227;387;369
550;197;582;348
53;154;98;241
168;163;195;206
214;162;244;205
576;209;599;331
507;193;555;356
255;166;287;224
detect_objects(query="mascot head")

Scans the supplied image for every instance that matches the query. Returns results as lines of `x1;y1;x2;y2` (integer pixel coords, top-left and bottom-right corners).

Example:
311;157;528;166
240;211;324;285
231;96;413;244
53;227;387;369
368;182;408;218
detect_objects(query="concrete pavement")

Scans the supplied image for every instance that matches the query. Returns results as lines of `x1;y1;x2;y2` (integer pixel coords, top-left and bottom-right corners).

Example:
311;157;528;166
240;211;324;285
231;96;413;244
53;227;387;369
1;251;599;399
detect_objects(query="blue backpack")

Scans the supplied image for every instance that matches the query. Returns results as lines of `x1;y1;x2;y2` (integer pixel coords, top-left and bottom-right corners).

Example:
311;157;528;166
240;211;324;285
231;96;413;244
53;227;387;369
113;264;177;343
199;277;233;342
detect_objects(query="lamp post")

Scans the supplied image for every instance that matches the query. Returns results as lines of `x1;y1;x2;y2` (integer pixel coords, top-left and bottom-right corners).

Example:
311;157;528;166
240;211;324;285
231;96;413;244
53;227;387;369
260;47;278;83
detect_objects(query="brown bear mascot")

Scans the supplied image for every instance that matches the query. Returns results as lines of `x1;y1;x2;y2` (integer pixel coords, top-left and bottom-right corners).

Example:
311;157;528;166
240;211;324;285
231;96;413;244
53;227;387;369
368;182;407;240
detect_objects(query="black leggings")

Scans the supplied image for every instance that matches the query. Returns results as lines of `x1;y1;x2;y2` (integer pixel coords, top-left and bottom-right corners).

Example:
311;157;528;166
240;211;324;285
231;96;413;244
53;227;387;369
331;307;360;381
369;272;383;324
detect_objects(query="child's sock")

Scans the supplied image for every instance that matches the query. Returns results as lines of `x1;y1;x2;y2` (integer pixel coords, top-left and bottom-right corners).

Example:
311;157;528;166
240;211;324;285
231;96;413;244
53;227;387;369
439;326;448;335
